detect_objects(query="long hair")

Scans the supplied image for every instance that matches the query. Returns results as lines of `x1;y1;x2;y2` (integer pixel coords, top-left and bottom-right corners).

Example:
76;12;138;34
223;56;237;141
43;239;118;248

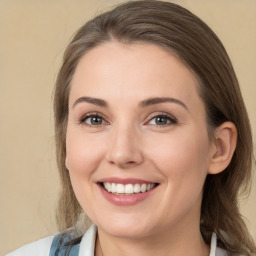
53;1;255;255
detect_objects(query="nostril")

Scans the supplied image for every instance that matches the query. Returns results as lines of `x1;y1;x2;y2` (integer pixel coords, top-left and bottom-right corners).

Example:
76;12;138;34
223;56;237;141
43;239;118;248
118;160;138;168
106;135;143;167
127;161;136;164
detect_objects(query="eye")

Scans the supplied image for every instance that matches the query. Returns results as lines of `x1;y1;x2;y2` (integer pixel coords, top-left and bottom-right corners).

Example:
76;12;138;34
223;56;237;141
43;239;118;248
148;114;177;126
80;113;108;127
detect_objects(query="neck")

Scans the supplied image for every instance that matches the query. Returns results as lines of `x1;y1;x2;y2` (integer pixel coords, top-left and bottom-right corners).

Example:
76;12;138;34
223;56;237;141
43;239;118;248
95;221;209;256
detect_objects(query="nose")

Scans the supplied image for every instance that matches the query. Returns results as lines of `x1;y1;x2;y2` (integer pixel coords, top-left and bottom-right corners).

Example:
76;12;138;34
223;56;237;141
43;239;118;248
106;124;144;169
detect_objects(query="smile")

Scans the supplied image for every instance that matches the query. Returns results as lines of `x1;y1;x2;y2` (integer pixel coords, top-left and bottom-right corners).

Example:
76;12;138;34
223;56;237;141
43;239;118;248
101;182;157;195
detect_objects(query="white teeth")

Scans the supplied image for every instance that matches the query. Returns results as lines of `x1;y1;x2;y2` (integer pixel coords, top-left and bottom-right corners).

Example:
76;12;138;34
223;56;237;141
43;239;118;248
102;182;156;194
111;183;116;193
125;184;133;194
105;182;111;192
116;184;125;193
141;184;147;193
133;184;141;193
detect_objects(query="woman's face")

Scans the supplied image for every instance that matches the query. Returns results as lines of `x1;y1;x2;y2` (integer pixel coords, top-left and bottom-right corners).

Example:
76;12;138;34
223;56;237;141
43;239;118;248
66;42;215;239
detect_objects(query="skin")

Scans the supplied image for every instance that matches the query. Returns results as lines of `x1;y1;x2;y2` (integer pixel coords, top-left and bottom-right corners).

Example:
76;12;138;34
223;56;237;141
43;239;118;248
65;41;237;256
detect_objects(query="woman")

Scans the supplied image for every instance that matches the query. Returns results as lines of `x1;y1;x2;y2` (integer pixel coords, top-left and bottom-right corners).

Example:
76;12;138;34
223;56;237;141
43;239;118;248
6;1;256;255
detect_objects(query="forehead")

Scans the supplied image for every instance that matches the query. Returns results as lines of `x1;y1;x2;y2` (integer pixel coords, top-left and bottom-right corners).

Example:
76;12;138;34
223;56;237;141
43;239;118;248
70;41;203;111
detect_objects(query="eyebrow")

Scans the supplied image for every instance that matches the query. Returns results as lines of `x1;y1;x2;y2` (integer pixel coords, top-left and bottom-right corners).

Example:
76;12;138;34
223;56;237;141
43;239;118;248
72;96;188;110
72;96;108;108
139;97;188;110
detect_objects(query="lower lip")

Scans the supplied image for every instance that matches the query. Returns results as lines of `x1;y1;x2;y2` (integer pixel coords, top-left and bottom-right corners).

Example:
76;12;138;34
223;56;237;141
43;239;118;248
98;184;157;206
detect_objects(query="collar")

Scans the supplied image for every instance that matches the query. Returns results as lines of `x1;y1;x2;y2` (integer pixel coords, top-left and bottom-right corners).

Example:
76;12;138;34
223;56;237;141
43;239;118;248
78;225;227;256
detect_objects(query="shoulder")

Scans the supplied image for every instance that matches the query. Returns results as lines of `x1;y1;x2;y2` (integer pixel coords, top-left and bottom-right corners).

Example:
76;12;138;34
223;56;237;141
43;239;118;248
5;225;97;256
5;235;54;256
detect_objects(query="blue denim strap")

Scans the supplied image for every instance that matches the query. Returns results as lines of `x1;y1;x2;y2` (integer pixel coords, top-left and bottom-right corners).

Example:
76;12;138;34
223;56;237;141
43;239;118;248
49;232;80;256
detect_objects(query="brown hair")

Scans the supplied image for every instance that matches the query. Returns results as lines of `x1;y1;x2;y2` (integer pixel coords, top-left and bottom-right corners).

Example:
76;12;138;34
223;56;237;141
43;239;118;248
54;1;255;255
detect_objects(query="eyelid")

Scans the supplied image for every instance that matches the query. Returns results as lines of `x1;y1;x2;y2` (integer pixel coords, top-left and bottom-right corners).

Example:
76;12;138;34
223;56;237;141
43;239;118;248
78;111;177;128
79;112;109;126
145;112;178;126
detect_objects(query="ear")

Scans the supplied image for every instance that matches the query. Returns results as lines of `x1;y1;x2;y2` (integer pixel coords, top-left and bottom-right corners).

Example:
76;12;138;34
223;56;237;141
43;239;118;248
208;122;237;174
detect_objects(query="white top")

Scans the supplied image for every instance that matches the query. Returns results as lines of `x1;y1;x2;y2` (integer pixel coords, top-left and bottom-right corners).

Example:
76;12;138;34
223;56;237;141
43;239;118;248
6;225;228;256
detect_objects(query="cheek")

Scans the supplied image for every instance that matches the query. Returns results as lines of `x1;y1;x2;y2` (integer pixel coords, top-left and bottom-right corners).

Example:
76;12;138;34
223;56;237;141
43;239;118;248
145;128;210;186
65;128;107;216
148;130;211;219
65;127;105;178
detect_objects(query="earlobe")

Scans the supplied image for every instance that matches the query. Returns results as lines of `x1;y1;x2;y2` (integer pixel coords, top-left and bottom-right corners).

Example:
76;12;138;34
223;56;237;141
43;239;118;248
208;122;237;175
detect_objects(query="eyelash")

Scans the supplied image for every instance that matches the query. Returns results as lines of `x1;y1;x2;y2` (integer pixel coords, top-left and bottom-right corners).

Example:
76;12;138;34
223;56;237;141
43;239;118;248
79;112;177;128
147;113;177;127
79;113;107;127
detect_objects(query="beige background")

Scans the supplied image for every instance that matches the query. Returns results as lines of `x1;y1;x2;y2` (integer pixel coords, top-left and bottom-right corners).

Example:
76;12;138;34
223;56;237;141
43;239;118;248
0;0;255;255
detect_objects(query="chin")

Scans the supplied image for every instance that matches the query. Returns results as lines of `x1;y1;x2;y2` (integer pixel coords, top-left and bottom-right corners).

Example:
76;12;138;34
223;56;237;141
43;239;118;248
94;213;158;239
103;225;152;239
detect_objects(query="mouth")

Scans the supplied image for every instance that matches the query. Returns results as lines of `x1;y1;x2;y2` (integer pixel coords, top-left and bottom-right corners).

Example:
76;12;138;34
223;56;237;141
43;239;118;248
98;182;159;195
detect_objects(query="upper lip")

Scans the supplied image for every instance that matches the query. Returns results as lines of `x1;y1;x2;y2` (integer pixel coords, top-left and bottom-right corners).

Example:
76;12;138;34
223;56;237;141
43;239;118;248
98;177;158;185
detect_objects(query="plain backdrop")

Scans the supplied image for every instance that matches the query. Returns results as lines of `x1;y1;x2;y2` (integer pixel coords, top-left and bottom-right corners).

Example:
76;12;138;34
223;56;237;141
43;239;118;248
0;0;255;255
